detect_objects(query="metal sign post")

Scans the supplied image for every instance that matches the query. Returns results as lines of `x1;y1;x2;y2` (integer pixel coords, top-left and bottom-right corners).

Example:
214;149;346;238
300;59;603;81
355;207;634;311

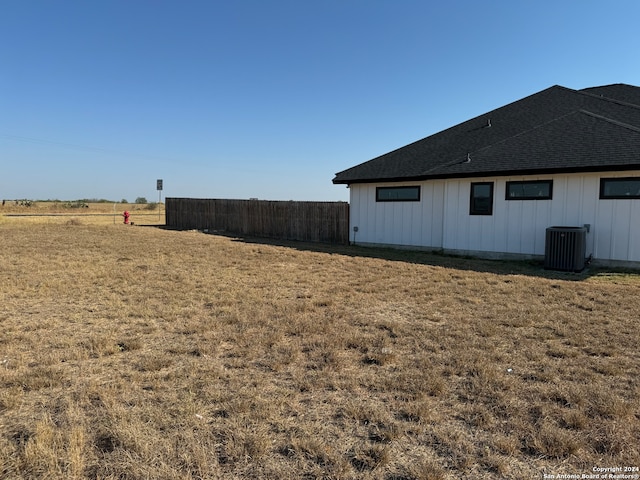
157;179;163;221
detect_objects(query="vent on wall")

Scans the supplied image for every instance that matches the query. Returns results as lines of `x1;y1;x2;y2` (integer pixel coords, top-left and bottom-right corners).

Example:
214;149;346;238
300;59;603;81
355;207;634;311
544;226;587;272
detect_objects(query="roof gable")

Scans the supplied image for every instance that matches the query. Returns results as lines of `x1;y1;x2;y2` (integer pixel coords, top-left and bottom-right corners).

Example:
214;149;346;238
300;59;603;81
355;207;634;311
333;84;640;184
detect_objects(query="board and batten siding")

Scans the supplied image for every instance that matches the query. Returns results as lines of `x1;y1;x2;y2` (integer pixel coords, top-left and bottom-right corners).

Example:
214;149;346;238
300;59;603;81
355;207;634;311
349;181;445;248
349;171;640;264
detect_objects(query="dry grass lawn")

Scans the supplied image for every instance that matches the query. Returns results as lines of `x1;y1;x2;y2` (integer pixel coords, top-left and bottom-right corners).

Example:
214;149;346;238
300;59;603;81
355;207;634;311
1;208;639;479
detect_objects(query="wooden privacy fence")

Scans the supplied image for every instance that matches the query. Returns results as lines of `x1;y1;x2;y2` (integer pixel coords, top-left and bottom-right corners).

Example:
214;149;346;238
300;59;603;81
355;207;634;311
165;198;350;244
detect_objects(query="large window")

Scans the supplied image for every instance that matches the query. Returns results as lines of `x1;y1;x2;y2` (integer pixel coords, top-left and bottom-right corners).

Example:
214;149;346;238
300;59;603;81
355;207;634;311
376;186;420;202
600;177;640;199
470;182;494;215
506;180;553;200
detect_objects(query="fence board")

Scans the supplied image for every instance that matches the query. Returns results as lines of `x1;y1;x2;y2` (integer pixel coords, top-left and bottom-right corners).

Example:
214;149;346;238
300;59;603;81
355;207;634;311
165;198;349;244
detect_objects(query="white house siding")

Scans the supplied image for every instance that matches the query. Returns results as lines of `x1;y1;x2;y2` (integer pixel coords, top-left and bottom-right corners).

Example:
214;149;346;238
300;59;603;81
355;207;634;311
593;178;640;262
349;181;445;248
349;171;640;264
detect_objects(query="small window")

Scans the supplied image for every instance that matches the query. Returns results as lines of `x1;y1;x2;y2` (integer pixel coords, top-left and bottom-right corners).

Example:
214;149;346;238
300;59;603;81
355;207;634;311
376;186;420;202
506;180;553;200
470;182;494;215
600;177;640;199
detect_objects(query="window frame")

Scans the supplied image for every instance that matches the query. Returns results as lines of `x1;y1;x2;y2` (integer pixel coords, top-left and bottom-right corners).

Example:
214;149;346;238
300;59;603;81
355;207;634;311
505;180;553;200
469;182;494;215
375;186;421;202
599;177;640;199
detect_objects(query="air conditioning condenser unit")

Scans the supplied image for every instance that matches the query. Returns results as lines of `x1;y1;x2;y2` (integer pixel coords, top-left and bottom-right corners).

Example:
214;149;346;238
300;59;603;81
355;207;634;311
544;226;587;272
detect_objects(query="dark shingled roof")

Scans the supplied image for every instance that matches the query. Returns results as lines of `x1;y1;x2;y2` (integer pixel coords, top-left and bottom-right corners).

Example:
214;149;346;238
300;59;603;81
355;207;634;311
332;84;640;184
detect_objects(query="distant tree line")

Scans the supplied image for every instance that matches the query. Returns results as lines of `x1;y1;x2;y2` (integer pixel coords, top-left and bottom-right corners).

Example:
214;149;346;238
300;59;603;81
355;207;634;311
1;198;161;209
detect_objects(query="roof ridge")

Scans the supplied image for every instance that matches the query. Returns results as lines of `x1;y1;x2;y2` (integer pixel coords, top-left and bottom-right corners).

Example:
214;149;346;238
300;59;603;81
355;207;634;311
579;110;640;134
418;109;579;174
466;110;578;158
413;86;575;174
469;109;640;159
581;82;636;90
389;85;567;153
576;87;640;110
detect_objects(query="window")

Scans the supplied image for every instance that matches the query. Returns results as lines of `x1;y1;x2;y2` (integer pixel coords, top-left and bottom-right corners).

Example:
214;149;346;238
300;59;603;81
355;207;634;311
376;186;420;202
506;180;553;200
600;177;640;199
470;182;494;215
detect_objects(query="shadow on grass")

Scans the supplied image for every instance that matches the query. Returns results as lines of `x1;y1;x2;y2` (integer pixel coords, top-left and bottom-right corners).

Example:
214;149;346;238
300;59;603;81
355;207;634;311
149;226;640;281
235;237;598;280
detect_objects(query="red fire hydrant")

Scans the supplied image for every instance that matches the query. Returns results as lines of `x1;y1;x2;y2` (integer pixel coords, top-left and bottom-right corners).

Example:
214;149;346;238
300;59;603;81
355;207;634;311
123;210;130;224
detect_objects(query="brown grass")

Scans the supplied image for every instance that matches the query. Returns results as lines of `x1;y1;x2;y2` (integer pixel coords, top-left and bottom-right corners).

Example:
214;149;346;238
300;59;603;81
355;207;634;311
0;201;164;227
1;212;639;479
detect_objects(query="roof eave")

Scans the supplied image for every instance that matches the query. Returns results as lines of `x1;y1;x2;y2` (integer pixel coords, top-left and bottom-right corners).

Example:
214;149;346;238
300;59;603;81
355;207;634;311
333;164;640;185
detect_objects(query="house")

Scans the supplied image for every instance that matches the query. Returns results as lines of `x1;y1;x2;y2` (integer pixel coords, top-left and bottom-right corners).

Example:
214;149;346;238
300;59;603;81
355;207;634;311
332;84;640;267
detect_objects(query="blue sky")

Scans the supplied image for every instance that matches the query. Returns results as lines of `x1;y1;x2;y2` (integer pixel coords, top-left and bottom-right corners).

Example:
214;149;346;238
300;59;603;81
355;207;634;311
2;1;639;202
